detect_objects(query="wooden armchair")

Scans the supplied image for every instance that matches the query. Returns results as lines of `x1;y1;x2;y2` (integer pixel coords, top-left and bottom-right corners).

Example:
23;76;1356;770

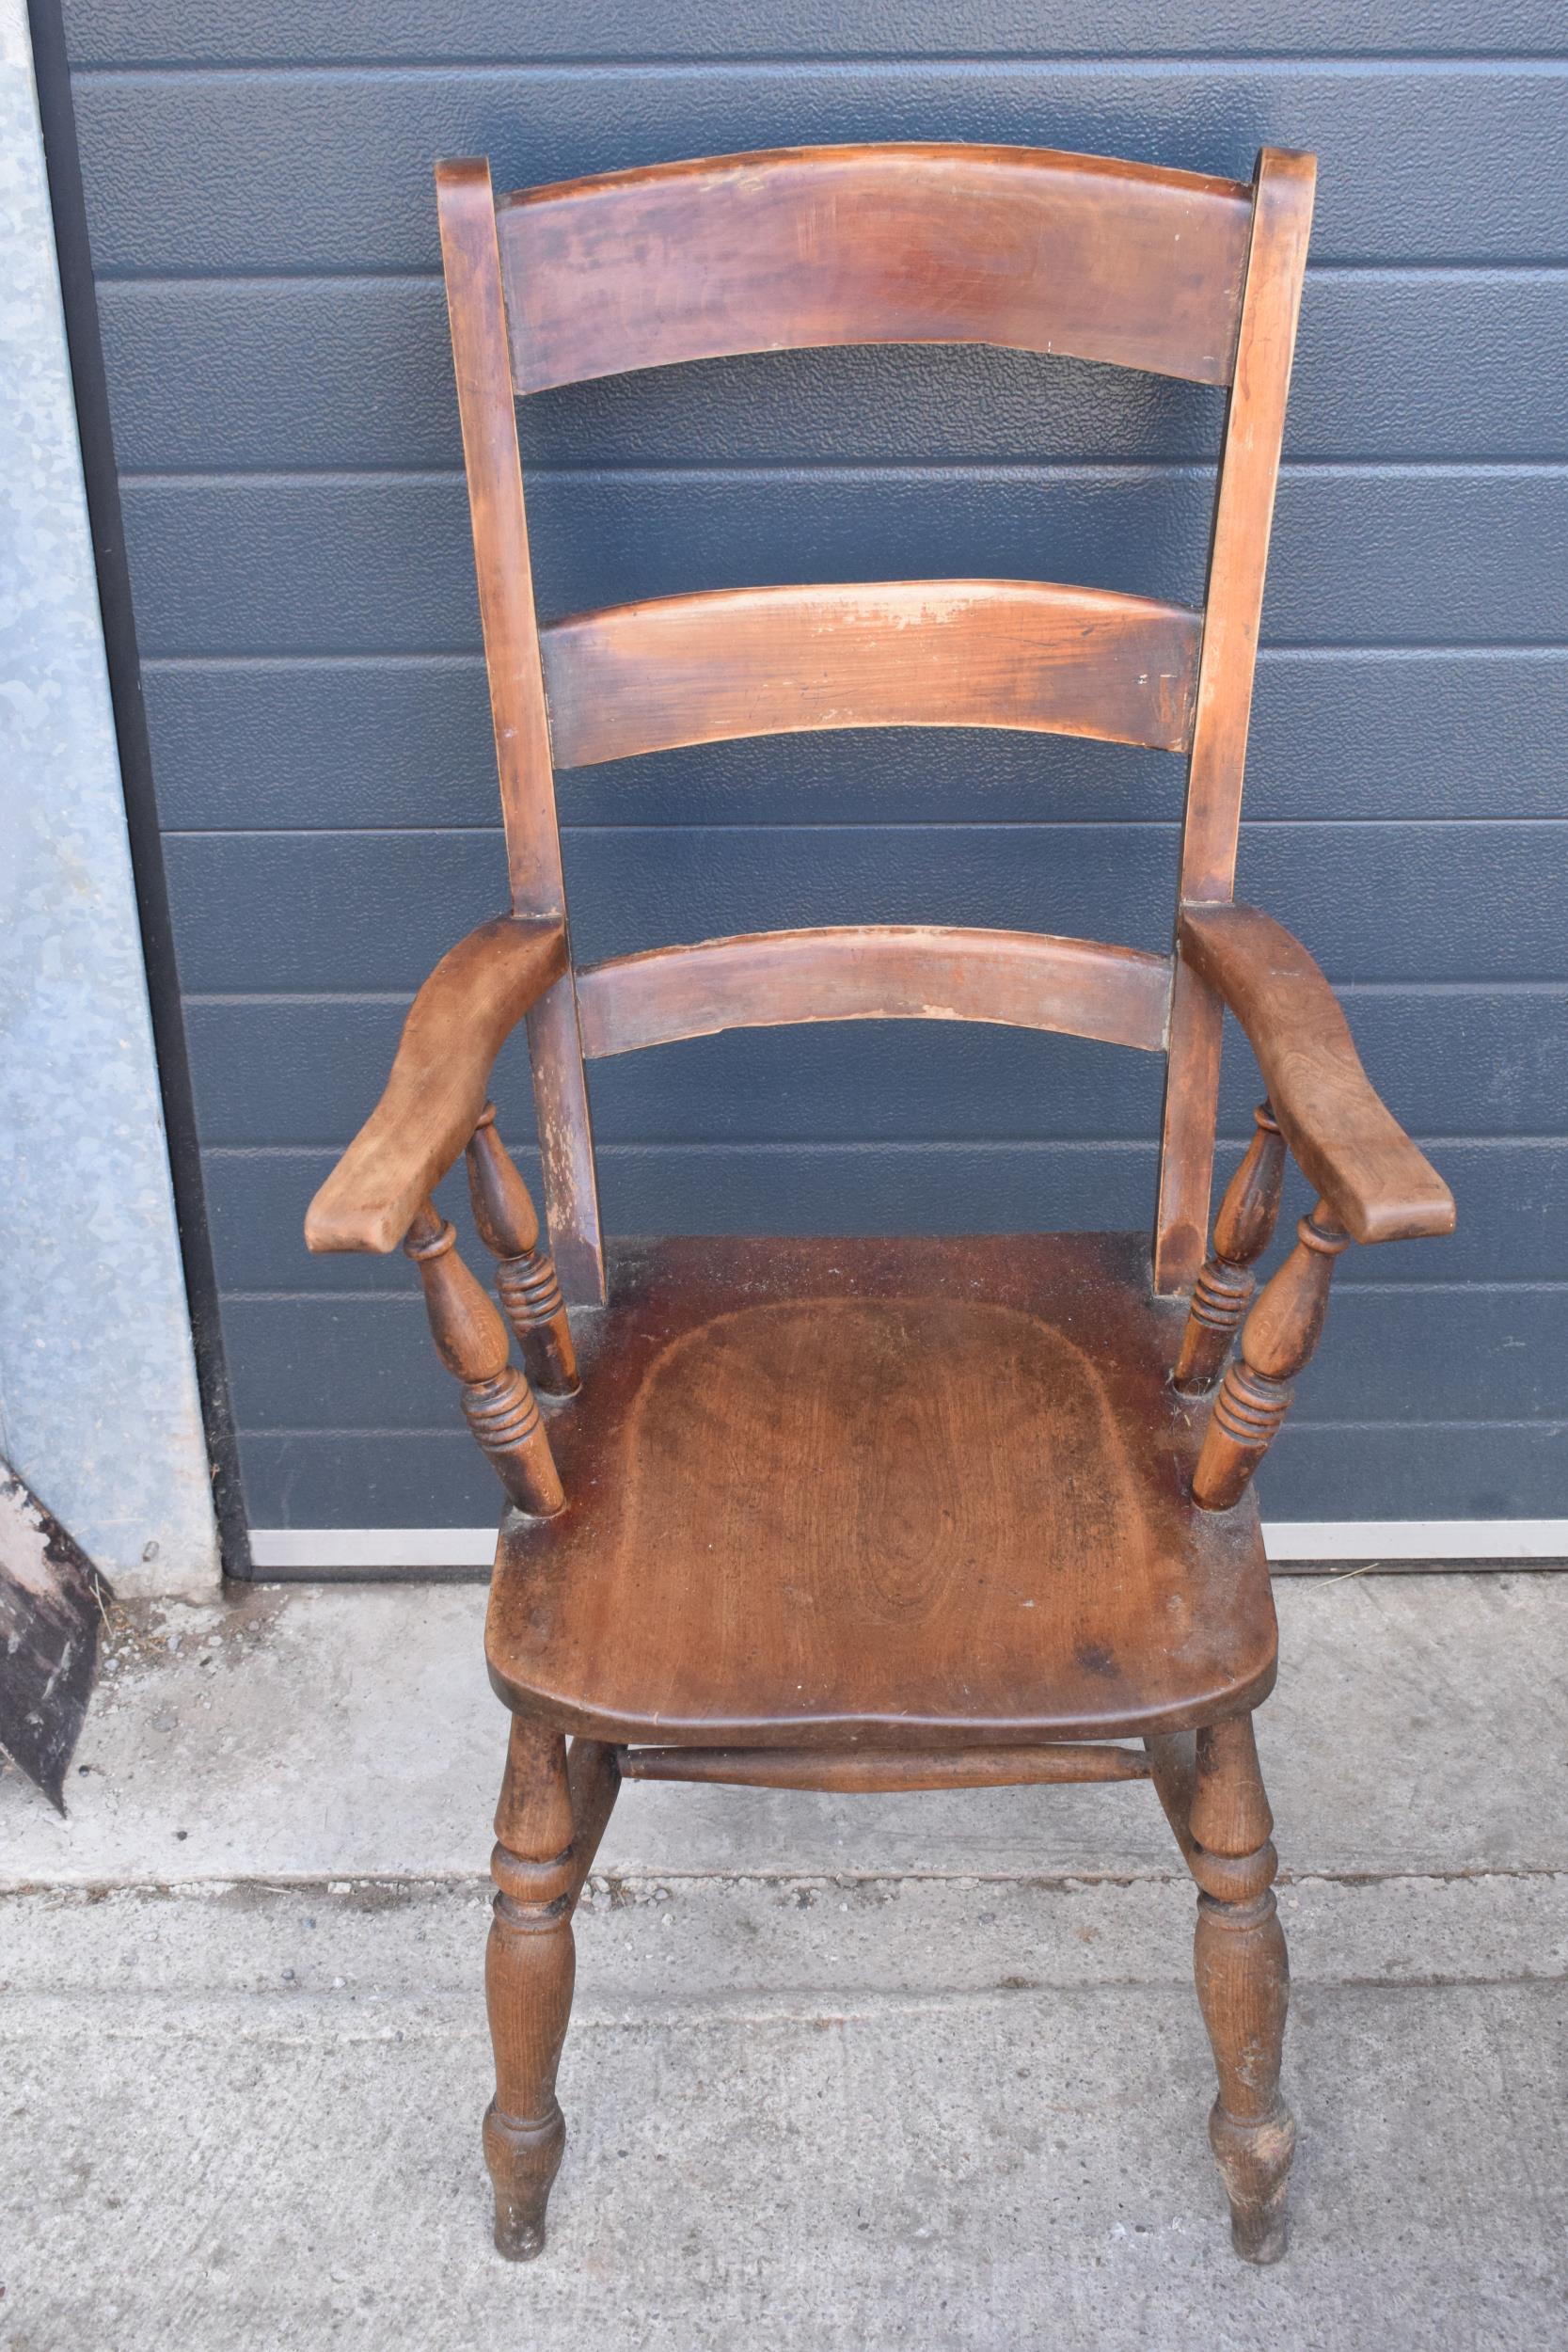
305;143;1454;2266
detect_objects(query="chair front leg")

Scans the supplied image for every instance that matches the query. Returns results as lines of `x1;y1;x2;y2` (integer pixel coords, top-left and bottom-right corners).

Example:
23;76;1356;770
484;1717;578;2259
1185;1714;1294;2263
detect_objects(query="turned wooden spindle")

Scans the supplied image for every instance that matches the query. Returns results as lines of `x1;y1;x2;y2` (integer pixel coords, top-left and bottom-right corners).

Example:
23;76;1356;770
1186;1715;1294;2262
484;1718;578;2258
467;1104;580;1397
1173;1103;1287;1393
404;1200;564;1516
1192;1200;1350;1511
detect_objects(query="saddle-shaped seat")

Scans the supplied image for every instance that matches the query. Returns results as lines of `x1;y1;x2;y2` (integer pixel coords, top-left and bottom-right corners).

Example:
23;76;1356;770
485;1233;1275;1747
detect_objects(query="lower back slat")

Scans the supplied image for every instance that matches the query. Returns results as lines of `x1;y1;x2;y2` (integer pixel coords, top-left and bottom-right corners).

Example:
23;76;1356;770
575;927;1172;1057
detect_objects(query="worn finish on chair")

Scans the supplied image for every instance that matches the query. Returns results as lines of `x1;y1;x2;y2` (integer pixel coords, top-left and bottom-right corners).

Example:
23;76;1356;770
1193;1203;1353;1511
576;928;1172;1059
403;1202;563;1518
540;580;1204;767
499;144;1255;391
303;136;1457;2271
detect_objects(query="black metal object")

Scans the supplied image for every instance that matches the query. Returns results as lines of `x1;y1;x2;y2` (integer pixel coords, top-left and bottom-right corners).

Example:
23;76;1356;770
0;1468;115;1811
24;0;252;1576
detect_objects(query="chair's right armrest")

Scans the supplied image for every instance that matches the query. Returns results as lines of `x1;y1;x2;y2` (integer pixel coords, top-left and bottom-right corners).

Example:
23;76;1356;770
1178;902;1454;1245
304;915;568;1255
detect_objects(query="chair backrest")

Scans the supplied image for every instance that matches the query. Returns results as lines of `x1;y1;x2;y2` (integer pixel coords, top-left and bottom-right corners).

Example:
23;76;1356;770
436;142;1317;1308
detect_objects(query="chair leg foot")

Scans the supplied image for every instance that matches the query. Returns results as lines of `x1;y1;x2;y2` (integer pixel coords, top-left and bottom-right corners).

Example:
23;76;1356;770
483;1717;578;2260
1183;1715;1297;2264
1209;2095;1295;2264
483;2100;566;2260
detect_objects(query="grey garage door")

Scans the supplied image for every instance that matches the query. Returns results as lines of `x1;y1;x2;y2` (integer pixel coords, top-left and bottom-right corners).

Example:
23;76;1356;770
63;1;1568;1538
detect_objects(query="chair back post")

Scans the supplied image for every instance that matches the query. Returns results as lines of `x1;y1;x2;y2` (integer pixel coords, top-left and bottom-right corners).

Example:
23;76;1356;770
1153;149;1317;1295
436;158;606;1304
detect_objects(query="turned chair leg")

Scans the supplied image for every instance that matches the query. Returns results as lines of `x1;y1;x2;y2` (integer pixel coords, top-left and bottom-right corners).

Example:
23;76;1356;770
483;1717;578;2259
1179;1714;1295;2263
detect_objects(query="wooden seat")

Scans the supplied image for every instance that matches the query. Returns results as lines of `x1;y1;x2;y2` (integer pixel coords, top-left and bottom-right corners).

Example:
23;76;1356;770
486;1234;1275;1746
303;139;1458;2272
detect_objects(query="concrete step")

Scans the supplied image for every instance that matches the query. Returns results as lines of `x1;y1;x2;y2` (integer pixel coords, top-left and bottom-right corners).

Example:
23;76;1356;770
5;1574;1566;1886
2;1573;1564;2347
3;1955;1563;2351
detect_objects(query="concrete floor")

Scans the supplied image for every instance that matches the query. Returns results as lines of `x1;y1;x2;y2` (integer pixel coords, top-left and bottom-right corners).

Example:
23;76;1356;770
2;1574;1566;2350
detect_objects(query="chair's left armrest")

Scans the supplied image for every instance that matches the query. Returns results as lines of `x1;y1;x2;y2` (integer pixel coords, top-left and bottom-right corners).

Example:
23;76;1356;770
304;914;568;1254
1178;901;1454;1246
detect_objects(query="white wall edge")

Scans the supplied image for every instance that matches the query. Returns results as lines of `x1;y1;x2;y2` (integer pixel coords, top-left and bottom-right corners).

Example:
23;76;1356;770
247;1521;1568;1573
0;5;221;1601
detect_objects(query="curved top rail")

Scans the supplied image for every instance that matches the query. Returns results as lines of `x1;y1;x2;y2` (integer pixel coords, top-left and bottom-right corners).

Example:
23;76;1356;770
576;927;1172;1059
497;143;1254;391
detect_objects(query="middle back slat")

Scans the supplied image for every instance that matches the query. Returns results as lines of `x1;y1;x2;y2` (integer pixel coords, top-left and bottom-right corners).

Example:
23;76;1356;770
540;580;1202;769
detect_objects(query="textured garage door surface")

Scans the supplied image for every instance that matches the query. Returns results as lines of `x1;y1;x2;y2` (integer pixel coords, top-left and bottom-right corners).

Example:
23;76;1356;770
63;2;1568;1531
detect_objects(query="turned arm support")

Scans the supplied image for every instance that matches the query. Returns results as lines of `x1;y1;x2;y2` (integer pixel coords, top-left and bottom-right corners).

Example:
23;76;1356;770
1192;1200;1349;1509
467;1104;579;1395
1177;903;1454;1510
1174;1100;1287;1394
305;915;567;1255
404;1202;563;1515
1178;903;1454;1248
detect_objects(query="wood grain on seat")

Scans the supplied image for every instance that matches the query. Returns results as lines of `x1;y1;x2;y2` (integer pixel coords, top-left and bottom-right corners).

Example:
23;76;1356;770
486;1234;1275;1746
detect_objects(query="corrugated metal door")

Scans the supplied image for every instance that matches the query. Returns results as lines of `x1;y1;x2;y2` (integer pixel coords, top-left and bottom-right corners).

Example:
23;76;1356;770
63;2;1568;1537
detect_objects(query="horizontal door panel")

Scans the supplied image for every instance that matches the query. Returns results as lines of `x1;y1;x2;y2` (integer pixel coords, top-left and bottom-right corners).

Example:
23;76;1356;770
101;272;1568;472
206;1139;1568;1295
162;822;1568;991
122;469;1568;658
144;651;1568;831
223;1284;1566;1438
235;1416;1568;1530
67;2;1568;66
183;990;1565;1149
77;67;1568;273
1265;1419;1568;1520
